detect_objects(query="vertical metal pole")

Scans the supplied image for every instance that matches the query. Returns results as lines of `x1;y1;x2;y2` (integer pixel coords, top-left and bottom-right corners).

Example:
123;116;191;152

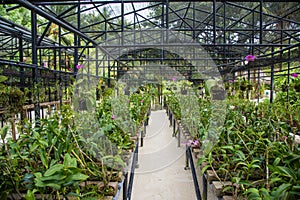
247;69;251;99
74;35;78;73
193;2;196;39
19;36;25;91
108;55;111;87
161;1;165;28
203;174;207;200
128;141;139;200
31;10;40;124
184;145;190;170
213;0;216;44
19;36;26;122
188;147;202;200
250;6;255;100
140;130;144;147
74;2;80;73
287;44;291;102
96;47;100;100
58;26;63;107
270;47;274;103
96;47;99;78
88;48;90;86
257;67;260;103
177;126;181;147
173;119;176;136
259;0;263;45
165;0;169;29
257;0;263;103
123;172;128;200
54;48;58;101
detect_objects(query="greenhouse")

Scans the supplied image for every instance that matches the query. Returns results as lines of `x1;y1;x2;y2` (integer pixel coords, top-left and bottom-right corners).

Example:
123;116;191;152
0;0;299;199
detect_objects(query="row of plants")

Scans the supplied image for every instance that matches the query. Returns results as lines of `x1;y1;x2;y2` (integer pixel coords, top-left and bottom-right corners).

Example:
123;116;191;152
163;82;299;199
0;83;151;199
199;99;299;199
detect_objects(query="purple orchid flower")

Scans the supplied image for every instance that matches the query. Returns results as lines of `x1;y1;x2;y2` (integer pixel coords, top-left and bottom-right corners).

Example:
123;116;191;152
111;115;116;120
291;73;298;78
76;64;84;70
184;139;200;147
245;55;256;62
192;140;199;146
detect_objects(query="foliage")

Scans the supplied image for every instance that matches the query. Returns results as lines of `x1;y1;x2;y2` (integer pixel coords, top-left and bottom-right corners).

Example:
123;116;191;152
0;102;139;198
275;71;300;105
197;98;300;199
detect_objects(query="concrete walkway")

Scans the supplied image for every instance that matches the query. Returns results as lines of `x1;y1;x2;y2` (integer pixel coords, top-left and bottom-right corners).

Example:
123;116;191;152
131;109;196;200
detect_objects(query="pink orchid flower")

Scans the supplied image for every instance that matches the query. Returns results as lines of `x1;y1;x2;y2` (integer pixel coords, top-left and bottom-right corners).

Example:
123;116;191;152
76;64;84;70
291;73;298;78
245;55;256;62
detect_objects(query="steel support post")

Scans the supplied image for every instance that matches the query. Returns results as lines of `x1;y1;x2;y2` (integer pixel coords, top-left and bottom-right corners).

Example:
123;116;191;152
31;10;40;124
270;47;275;103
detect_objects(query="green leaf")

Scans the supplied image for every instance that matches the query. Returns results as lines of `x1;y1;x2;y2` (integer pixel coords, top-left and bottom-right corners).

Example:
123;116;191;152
270;177;282;184
247;193;261;200
245;188;259;194
201;164;210;174
0;125;9;140
39;139;48;147
45;183;61;190
273;157;281;166
0;75;8;83
30;143;39;153
35;178;46;188
274;183;292;196
277;166;297;180
34;172;42;178
236;161;247;168
260;188;271;199
66;173;89;182
236;150;245;160
291;186;300;191
38;149;48;169
251;164;261;170
221;145;234;151
63;153;77;168
25;189;37;200
44;164;64;177
40;174;67;181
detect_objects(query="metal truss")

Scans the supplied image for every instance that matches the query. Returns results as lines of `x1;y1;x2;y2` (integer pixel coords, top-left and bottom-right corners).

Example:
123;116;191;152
0;0;299;114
